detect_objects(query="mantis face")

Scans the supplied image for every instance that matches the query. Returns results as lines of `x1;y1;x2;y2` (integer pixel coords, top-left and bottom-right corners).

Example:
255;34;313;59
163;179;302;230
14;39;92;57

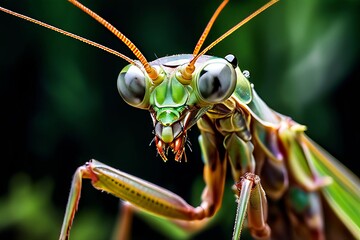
117;54;237;161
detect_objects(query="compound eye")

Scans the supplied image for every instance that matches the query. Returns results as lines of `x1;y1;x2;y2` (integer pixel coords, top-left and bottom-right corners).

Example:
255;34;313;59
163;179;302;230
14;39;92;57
117;65;148;108
197;62;236;103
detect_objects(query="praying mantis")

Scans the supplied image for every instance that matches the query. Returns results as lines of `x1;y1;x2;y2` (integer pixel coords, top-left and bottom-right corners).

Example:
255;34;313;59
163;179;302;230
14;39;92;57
1;0;359;239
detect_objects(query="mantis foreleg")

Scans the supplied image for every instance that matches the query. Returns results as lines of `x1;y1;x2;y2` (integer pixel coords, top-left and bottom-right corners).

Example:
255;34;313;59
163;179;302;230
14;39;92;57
58;154;228;240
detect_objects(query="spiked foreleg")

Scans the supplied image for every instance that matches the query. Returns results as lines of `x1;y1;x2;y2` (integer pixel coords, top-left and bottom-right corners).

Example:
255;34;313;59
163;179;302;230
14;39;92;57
58;159;218;240
234;173;270;240
59;126;228;240
217;109;270;239
224;133;270;239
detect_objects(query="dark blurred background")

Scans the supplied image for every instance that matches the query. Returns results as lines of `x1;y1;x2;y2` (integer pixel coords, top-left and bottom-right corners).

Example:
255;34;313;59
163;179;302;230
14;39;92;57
0;0;359;239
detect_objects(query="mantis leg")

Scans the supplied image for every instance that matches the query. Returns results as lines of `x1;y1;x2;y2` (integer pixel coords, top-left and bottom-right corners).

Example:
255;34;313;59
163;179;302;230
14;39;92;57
58;160;208;239
58;117;228;240
111;201;133;240
214;110;270;239
234;173;270;240
59;147;227;240
111;117;229;239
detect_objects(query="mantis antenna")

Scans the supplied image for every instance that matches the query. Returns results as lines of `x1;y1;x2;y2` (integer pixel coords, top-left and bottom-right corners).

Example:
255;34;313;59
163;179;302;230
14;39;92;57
0;6;134;64
68;0;158;81
177;0;229;83
1;0;278;82
192;0;229;57
181;0;280;80
0;0;159;81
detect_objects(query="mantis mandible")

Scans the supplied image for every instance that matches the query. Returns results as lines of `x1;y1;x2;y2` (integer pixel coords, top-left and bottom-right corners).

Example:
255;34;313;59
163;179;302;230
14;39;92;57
1;0;360;239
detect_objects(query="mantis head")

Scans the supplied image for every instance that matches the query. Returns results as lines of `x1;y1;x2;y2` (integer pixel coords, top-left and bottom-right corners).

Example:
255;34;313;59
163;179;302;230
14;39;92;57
117;55;237;161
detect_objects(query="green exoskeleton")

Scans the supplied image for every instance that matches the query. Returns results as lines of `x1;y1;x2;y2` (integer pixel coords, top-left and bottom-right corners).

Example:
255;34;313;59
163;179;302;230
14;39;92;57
1;0;360;239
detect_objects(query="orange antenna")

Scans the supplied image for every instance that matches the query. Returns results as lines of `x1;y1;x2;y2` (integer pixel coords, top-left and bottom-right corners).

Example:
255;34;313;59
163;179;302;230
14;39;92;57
179;0;229;82
0;6;134;64
183;0;279;79
68;0;158;80
192;0;229;56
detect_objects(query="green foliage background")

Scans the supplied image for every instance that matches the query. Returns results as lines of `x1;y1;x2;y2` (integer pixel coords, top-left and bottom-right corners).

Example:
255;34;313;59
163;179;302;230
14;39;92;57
0;0;359;239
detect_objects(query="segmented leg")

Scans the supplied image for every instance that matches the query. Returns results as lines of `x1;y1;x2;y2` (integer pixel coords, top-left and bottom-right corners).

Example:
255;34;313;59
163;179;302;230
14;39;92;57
233;173;270;240
59;142;228;240
111;201;133;240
